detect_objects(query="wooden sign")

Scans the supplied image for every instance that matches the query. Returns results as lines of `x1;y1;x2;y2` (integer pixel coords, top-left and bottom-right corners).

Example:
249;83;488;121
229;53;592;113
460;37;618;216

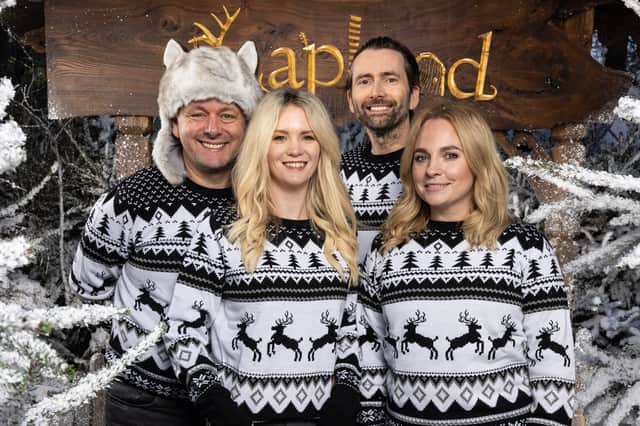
44;0;630;129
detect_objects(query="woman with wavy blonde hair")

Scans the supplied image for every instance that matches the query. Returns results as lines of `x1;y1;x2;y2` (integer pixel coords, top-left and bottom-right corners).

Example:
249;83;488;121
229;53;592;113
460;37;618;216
358;103;575;425
167;88;360;426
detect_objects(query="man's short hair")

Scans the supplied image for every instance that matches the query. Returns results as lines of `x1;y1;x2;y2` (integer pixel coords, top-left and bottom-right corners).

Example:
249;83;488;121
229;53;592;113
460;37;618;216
346;36;419;92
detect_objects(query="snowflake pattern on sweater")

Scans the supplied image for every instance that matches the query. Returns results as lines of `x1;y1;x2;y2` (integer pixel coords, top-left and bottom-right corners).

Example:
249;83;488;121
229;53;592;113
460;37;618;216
359;221;575;426
340;139;404;264
69;166;235;398
165;218;360;423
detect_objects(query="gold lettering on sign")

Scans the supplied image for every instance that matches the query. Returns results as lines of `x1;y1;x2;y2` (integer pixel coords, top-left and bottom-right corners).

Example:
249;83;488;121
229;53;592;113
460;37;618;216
304;43;344;94
416;52;446;96
188;5;240;48
447;31;497;101
259;32;344;94
187;9;496;100
264;48;305;90
347;15;363;66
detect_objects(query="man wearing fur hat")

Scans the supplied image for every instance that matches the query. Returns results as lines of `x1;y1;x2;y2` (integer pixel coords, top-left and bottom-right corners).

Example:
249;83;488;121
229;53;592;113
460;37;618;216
69;39;261;425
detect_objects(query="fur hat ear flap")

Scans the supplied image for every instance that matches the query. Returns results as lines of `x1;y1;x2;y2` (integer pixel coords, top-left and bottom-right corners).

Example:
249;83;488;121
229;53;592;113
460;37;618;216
237;41;258;74
163;39;185;67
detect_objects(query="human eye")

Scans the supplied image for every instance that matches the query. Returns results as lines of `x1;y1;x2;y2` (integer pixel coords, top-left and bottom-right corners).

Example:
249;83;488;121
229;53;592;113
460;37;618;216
445;151;459;160
187;111;207;120
302;133;316;142
386;76;399;84
272;134;286;142
219;112;238;123
414;153;427;162
356;77;370;86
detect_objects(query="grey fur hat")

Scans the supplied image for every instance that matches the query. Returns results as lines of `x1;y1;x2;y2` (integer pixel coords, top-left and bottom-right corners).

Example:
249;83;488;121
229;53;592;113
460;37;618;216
153;39;262;185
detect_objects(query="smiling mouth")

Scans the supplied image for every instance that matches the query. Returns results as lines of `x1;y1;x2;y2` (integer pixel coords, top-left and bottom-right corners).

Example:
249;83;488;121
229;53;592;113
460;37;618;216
200;141;227;150
365;103;394;113
425;183;449;190
283;161;307;170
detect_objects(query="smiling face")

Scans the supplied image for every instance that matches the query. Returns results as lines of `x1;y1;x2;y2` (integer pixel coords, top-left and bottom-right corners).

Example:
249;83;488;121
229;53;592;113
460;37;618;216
267;105;320;203
171;98;246;188
347;48;419;136
412;118;475;221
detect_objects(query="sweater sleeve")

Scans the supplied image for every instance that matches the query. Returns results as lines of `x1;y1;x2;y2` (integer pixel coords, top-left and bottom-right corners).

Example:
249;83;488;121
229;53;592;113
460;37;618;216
521;233;575;425
165;216;225;403
69;188;130;301
357;246;388;426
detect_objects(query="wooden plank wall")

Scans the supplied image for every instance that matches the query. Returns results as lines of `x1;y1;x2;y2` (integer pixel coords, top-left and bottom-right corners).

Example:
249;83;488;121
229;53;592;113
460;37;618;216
45;0;630;129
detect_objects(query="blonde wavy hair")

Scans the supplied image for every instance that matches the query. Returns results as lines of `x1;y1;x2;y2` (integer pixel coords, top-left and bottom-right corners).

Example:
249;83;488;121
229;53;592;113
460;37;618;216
382;103;511;252
227;88;358;285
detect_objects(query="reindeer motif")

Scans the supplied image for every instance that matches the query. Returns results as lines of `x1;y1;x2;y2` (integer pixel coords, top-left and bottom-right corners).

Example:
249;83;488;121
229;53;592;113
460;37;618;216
134;279;168;320
341;301;357;326
308;311;339;361
383;325;400;359
535;320;571;367
232;312;262;362
267;311;303;361
445;310;484;360
178;300;209;334
487;314;517;360
400;310;438;359
358;315;381;352
90;271;117;296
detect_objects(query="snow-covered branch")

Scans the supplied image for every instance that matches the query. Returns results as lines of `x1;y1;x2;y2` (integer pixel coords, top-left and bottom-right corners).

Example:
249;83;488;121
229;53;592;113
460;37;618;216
22;323;166;425
614;96;640;124
621;0;640;19
0;78;26;174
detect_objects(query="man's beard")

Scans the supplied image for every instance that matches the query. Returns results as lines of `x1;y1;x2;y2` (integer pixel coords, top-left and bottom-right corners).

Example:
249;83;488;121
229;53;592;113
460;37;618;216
354;100;410;137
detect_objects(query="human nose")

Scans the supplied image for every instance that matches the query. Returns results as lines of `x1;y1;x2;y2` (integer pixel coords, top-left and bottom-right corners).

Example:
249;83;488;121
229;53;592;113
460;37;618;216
425;158;442;177
287;137;303;156
203;115;219;134
369;79;385;98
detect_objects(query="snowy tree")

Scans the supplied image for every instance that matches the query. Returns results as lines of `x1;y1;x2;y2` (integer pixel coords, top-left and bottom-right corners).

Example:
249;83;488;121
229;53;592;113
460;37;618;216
0;25;164;423
505;73;640;423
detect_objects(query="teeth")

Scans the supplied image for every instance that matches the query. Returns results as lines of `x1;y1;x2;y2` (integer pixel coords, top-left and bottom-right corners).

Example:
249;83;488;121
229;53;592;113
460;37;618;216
369;106;390;111
284;162;305;168
202;142;225;149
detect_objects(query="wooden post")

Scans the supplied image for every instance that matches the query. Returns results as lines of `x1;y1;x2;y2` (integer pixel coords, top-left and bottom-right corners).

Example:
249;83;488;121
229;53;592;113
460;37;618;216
114;116;153;180
546;123;587;272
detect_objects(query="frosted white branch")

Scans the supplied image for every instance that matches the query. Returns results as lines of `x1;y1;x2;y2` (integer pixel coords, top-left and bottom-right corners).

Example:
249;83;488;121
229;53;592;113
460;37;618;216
564;231;640;273
0;236;33;283
526;194;640;224
0;162;59;218
22;323;166;425
616;243;640;269
1;330;69;381
504;157;593;198
0;77;26;175
604;381;640;426
0;77;15;119
621;1;640;19
0;301;127;331
506;156;640;194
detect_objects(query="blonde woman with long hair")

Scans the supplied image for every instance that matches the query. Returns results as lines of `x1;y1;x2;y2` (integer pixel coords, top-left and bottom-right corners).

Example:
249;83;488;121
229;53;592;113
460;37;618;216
166;88;360;426
358;103;575;426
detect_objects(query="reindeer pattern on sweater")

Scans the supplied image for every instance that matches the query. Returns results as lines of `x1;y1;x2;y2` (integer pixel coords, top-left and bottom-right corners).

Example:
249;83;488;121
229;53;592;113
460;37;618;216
358;221;575;426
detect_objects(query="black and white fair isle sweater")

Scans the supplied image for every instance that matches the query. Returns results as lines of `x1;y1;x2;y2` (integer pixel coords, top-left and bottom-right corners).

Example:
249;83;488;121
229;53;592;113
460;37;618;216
359;221;575;426
165;218;360;422
70;166;235;398
340;139;403;264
